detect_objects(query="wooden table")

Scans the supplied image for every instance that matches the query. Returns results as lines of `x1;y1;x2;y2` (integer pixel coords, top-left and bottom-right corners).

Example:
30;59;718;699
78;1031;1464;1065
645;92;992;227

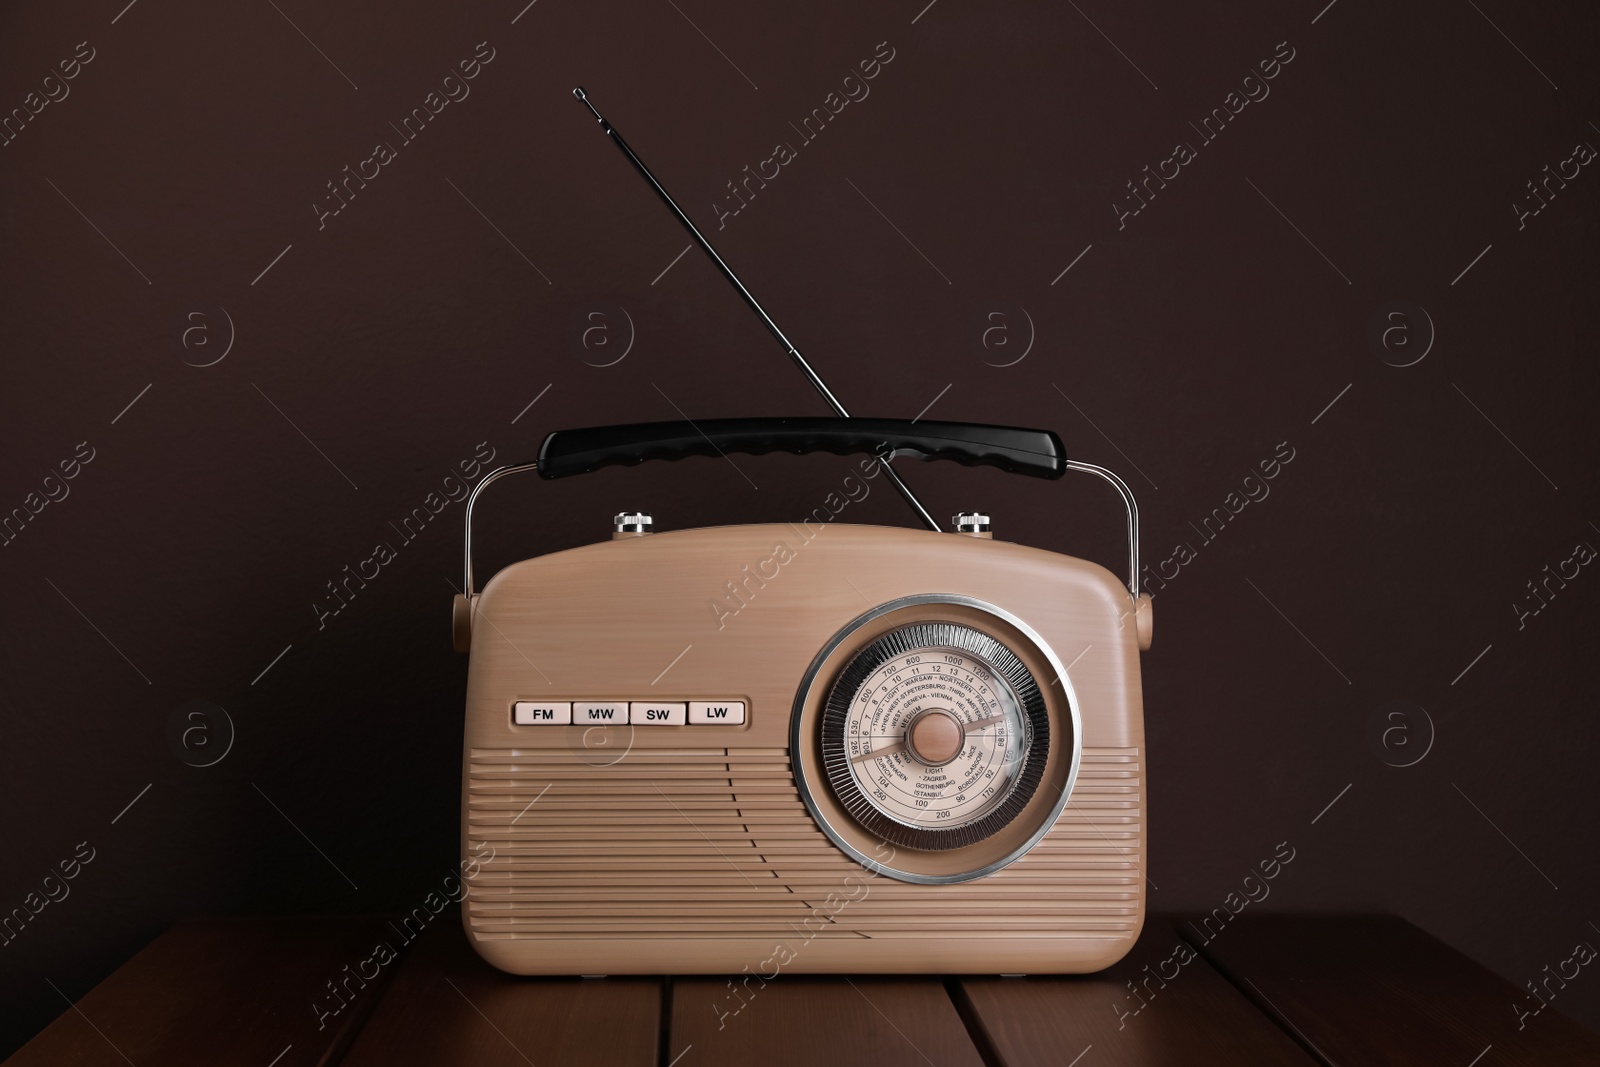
9;913;1598;1065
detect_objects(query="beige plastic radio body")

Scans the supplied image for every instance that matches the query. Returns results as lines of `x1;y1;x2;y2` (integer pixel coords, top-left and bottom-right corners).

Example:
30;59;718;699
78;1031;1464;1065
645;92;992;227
459;522;1147;975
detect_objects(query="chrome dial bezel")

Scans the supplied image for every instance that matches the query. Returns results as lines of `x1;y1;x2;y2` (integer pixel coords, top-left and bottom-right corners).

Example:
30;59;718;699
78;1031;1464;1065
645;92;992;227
792;594;1083;885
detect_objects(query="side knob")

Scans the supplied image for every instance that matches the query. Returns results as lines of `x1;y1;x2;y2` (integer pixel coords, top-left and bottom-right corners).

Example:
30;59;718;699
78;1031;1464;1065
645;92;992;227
452;594;474;652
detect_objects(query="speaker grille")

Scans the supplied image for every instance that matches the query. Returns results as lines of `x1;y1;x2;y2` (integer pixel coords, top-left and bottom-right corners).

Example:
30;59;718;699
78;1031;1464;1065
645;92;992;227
465;747;1141;941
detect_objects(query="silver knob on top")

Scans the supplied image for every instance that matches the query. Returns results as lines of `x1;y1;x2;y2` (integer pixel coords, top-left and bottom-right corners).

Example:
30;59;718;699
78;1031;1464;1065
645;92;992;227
953;512;991;538
613;511;653;538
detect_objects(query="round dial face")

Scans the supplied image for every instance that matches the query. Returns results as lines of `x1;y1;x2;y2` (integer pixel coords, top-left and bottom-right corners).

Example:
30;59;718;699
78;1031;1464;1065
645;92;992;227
820;621;1049;852
843;646;1026;829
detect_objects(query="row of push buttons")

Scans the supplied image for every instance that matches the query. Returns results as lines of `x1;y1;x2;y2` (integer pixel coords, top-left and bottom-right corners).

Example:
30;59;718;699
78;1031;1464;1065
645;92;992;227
513;701;746;726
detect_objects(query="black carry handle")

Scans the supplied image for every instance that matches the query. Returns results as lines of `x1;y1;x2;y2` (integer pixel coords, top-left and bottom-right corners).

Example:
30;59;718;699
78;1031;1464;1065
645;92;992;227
535;418;1067;481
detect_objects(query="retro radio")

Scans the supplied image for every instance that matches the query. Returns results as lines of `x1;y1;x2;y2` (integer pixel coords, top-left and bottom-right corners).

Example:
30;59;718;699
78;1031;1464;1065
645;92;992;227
450;91;1153;975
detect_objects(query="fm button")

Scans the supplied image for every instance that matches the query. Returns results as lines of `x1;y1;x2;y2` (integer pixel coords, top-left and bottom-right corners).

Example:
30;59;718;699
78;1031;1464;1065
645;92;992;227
513;702;571;725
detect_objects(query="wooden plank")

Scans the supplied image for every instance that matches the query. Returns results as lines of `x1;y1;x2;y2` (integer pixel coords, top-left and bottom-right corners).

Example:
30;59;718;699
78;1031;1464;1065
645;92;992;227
671;975;986;1067
4;916;394;1067
1182;915;1600;1066
958;919;1314;1065
338;917;659;1067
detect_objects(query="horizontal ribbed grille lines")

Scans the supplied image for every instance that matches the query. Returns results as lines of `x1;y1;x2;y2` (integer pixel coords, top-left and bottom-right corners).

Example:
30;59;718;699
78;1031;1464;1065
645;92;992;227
466;747;1140;940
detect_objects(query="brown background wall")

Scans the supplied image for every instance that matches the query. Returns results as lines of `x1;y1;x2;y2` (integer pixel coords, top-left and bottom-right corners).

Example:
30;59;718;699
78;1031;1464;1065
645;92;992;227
2;0;1597;1054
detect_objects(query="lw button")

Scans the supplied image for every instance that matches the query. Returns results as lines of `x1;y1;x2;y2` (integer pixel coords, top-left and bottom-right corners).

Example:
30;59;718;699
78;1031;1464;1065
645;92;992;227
631;702;685;725
514;702;571;725
689;701;745;725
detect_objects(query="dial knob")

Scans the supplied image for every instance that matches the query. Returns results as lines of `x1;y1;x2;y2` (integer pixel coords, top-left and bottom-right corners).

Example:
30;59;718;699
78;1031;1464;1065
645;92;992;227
906;710;964;765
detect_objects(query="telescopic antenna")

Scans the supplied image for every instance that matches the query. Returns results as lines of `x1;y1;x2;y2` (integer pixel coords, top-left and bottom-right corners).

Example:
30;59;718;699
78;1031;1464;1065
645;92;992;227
572;86;941;533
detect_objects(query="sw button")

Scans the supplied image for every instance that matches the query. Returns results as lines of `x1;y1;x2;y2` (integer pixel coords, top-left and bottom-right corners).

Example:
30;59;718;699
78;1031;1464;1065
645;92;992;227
689;701;746;725
630;702;686;725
